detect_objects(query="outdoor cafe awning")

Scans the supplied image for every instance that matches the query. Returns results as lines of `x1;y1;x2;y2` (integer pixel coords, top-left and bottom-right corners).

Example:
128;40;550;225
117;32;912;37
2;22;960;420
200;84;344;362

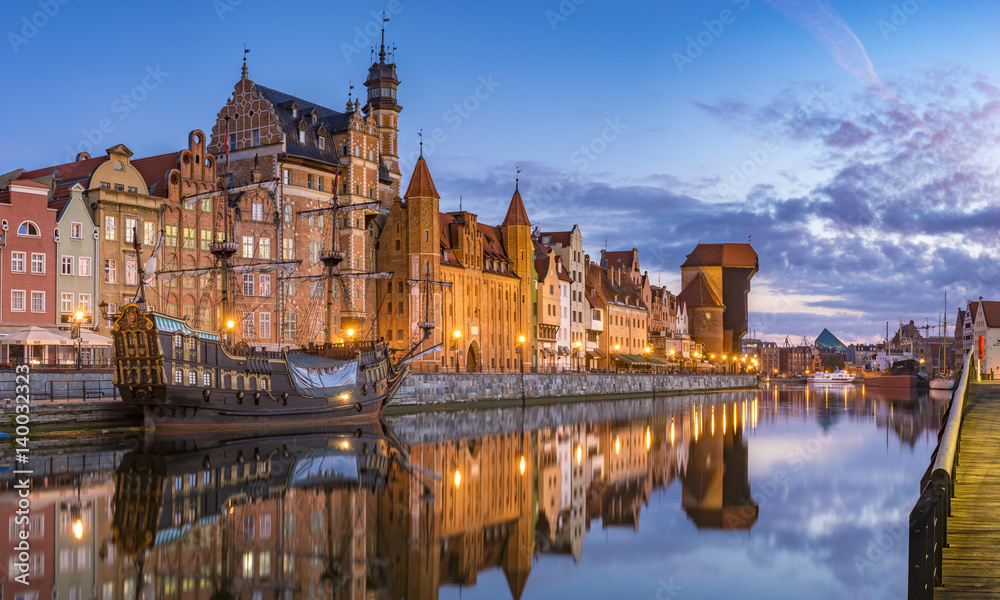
0;326;112;347
586;348;607;359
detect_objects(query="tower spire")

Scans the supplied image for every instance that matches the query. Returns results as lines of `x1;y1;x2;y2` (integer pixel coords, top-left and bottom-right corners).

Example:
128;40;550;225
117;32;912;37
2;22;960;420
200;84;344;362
418;129;423;157
241;44;250;79
516;165;521;191
379;11;389;64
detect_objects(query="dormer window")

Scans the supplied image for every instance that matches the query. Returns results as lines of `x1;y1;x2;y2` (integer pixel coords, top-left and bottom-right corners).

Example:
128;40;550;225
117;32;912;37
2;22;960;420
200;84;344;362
319;137;325;150
312;114;317;125
113;161;124;171
298;130;305;143
292;104;298;118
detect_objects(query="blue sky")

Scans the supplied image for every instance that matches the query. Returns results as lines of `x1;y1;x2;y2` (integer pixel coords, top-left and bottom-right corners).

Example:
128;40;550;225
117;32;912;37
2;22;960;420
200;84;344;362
4;0;1000;344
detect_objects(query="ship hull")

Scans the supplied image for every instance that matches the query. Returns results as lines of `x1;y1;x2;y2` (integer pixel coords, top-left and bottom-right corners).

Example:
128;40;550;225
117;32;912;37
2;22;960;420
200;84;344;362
111;303;409;430
862;375;917;388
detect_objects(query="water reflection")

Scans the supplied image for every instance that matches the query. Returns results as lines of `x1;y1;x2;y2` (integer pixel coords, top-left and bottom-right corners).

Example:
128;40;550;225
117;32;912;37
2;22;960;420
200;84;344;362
0;385;947;600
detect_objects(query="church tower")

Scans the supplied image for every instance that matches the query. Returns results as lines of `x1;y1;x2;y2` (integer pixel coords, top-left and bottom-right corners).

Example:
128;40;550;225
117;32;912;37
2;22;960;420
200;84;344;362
403;152;442;353
501;179;534;356
364;22;402;198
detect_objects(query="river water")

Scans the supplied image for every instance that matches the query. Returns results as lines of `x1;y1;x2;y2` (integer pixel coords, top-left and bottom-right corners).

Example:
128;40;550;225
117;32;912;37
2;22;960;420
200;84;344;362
0;383;945;600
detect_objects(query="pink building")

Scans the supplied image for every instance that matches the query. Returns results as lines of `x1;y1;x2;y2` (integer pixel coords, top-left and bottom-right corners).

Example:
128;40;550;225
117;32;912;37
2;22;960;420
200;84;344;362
0;179;59;362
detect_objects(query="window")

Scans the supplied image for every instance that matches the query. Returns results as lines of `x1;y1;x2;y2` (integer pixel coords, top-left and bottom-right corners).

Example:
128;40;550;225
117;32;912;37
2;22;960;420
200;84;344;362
311;281;323;298
242;235;254;258
307;174;314;189
283;280;296;296
17;221;39;237
189;371;197;385
11;290;25;311
144;221;156;245
318;175;324;192
342;181;348;195
242;312;255;337
30;253;44;274
282;312;296;338
259;274;271;296
243;274;255;296
259;312;271;338
309;241;321;263
79;294;91;314
165;225;177;247
79;257;91;277
258;237;271;259
182;228;195;249
283;204;292;222
228;132;236;150
11;252;25;272
61;293;73;313
282;238;294;260
124;218;138;243
201;197;212;213
261;514;272;539
298;130;305;143
62;256;74;276
319;137;325;150
200;230;212;251
252;129;260;146
125;258;138;286
252;202;263;221
104;259;117;284
30;291;44;312
283;169;290;185
259;550;271;577
71;222;83;239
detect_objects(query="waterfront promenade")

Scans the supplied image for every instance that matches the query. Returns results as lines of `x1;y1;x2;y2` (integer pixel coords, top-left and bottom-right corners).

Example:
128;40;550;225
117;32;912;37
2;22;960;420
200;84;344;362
935;381;1000;598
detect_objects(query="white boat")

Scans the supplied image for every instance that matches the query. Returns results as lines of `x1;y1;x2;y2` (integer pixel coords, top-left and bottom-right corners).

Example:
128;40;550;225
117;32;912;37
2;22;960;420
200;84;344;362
807;370;855;384
929;377;956;390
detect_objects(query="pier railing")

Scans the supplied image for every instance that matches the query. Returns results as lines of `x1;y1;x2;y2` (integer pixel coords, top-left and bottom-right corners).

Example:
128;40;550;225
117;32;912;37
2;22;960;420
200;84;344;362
908;348;973;600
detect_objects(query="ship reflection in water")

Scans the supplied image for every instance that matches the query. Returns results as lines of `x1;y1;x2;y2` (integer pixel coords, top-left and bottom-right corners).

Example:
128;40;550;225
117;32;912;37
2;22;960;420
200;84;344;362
0;385;947;600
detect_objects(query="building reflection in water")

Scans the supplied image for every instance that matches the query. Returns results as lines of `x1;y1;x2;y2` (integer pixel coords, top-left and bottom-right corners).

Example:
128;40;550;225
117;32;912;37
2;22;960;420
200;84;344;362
0;385;947;600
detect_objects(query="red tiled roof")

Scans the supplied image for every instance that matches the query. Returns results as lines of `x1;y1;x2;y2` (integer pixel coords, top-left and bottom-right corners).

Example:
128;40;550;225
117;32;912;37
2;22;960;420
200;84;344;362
132;152;178;198
603;250;637;271
970;302;980;323
681;243;757;268
538;231;571;246
586;282;607;308
502;186;530;227
981;301;1000;328
478;223;510;263
555;256;572;283
10;179;48;189
404;155;439;199
18;156;108;186
678;272;724;308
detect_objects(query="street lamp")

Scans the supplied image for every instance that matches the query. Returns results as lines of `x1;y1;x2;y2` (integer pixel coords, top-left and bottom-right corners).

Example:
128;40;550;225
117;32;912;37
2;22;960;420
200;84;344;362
73;310;85;368
613;344;620;373
517;335;526;373
453;330;462;372
574;340;583;373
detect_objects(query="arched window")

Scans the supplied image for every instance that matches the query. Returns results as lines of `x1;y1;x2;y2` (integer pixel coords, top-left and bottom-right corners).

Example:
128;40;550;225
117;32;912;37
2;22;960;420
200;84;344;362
17;221;39;237
188;371;197;385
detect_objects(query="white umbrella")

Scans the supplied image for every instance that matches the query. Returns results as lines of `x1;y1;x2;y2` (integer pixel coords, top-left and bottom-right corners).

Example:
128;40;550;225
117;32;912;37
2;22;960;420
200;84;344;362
1;326;71;346
79;331;112;347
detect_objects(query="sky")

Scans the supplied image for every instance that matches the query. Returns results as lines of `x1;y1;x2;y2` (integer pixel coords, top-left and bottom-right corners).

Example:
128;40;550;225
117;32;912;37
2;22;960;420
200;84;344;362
3;0;1000;344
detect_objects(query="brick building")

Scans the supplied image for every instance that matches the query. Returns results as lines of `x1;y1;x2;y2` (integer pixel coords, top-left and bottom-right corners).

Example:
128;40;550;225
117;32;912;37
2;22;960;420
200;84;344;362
376;156;534;372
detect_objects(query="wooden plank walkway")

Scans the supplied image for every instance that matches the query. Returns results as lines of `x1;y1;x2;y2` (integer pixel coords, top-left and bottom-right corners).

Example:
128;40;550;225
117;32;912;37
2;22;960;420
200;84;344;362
937;382;1000;598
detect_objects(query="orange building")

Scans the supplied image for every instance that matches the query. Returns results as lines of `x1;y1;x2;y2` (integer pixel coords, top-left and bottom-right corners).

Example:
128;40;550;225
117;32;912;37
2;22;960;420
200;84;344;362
679;243;758;359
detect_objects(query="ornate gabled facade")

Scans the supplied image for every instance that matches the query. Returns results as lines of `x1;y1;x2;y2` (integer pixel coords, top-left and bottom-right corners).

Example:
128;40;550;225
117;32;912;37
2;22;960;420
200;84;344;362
204;51;402;345
376;157;534;371
538;225;586;364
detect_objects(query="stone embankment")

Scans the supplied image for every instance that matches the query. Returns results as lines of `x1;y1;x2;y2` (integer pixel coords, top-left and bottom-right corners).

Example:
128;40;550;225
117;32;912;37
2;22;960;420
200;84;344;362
392;372;756;408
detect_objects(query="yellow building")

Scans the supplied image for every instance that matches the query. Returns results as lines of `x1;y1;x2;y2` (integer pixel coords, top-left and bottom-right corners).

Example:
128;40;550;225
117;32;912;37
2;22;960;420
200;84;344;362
375;155;534;371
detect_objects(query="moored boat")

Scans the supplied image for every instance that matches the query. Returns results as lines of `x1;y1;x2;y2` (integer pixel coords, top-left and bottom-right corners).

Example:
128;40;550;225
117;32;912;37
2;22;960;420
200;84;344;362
807;370;855;384
111;303;410;429
929;376;956;390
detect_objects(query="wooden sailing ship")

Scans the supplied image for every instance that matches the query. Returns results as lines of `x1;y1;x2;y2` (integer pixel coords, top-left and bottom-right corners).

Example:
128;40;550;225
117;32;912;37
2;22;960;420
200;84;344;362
110;160;435;429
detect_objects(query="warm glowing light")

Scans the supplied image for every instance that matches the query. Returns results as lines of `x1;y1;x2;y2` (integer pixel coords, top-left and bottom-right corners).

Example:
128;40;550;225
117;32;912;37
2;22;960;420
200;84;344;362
72;518;84;540
347;328;355;337
694;351;700;358
519;455;526;475
574;341;582;348
669;349;675;356
226;319;235;329
710;354;715;360
615;436;621;455
74;310;84;322
340;440;350;449
339;393;349;400
576;444;582;464
453;330;461;339
518;335;526;343
454;470;461;487
670;419;675;445
614;344;620;351
723;355;727;360
645;346;651;354
645;426;651;450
